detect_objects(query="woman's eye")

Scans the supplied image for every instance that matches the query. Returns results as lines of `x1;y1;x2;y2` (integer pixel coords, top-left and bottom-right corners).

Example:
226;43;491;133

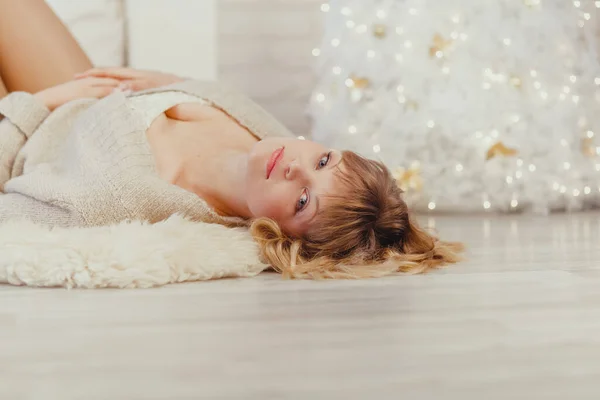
318;152;331;169
296;190;309;212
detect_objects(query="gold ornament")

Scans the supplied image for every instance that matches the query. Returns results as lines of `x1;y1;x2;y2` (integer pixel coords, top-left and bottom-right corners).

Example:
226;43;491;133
404;99;420;111
509;75;522;89
393;166;423;192
429;33;452;58
486;141;518;160
349;75;370;89
582;137;596;157
373;24;387;38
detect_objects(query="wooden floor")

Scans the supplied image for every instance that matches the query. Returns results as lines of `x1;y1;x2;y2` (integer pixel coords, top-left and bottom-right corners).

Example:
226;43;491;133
2;212;600;399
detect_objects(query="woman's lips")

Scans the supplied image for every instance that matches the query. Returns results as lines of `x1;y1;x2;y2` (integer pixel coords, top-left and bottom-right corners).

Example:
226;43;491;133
266;147;284;179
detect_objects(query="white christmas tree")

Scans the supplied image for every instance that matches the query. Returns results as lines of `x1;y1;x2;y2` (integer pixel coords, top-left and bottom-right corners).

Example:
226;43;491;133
308;0;600;214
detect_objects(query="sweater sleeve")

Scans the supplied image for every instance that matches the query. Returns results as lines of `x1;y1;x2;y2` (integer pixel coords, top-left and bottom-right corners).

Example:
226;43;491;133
0;92;50;191
0;192;78;227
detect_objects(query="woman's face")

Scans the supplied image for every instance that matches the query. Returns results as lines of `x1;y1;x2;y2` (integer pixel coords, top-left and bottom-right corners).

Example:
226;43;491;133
245;137;343;237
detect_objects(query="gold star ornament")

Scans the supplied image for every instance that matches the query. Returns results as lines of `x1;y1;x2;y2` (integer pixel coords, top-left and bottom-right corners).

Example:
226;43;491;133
429;33;452;58
393;166;423;192
486;141;518;160
373;24;387;38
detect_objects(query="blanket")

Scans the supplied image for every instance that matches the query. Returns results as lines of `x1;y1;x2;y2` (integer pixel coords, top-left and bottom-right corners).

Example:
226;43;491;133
0;215;268;289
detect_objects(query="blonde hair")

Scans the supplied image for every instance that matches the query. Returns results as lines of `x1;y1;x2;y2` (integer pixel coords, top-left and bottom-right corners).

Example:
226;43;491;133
250;151;464;279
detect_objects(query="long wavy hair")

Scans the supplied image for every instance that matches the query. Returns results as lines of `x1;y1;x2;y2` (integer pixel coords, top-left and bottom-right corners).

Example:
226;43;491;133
250;151;464;279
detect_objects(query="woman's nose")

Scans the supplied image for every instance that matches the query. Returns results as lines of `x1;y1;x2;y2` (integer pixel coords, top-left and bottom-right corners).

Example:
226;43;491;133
285;161;306;181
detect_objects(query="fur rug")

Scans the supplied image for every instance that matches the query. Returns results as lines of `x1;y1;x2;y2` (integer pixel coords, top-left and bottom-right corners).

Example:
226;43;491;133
0;215;268;289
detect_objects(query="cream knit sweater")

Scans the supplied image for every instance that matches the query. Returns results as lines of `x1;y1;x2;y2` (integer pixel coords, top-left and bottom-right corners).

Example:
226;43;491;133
0;80;295;228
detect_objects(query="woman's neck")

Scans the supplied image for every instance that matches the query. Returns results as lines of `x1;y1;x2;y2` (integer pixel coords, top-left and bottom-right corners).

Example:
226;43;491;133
152;117;257;219
174;148;253;218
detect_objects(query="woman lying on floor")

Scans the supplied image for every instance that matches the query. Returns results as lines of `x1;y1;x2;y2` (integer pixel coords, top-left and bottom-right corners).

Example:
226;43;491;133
0;0;462;279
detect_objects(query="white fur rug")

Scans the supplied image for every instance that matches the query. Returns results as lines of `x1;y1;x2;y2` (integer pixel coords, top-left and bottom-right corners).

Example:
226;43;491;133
0;215;268;289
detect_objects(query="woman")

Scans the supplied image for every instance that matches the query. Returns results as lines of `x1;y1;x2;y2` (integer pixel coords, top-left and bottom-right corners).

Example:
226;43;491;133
0;0;462;279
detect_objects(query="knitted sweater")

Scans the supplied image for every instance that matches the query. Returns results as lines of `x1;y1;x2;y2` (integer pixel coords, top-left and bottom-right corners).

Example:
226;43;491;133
0;80;295;228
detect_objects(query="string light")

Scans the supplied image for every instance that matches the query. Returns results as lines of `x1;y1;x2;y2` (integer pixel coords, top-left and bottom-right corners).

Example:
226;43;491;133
312;48;320;57
320;3;330;12
376;9;386;19
373;144;381;153
409;8;418;16
404;40;413;48
564;162;571;170
503;38;511;46
331;38;340;47
348;125;357;134
570;75;577;83
427;120;435;128
595;77;600;85
396;27;404;35
346;20;355;28
584;13;591;20
356;24;367;33
332;66;342;74
483;201;491;209
428;201;436;210
573;0;581;7
511;199;518;208
529;164;536;172
456;164;463;172
341;7;352;16
585;186;592;194
506;176;514;184
316;93;325;102
367;50;376;58
298;136;306;140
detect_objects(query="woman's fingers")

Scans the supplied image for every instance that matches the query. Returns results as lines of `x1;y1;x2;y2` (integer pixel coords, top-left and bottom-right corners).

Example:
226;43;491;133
75;67;140;80
90;85;121;99
85;77;122;87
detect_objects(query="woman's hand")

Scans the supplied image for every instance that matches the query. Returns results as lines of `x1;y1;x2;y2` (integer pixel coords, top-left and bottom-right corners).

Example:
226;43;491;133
74;67;185;92
34;77;121;111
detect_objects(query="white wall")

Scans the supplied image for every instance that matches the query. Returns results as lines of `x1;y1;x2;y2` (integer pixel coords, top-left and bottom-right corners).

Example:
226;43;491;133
126;0;217;81
218;0;323;135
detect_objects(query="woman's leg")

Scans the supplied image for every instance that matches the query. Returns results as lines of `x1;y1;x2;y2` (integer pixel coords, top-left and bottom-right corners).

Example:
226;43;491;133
0;0;93;94
0;76;7;99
